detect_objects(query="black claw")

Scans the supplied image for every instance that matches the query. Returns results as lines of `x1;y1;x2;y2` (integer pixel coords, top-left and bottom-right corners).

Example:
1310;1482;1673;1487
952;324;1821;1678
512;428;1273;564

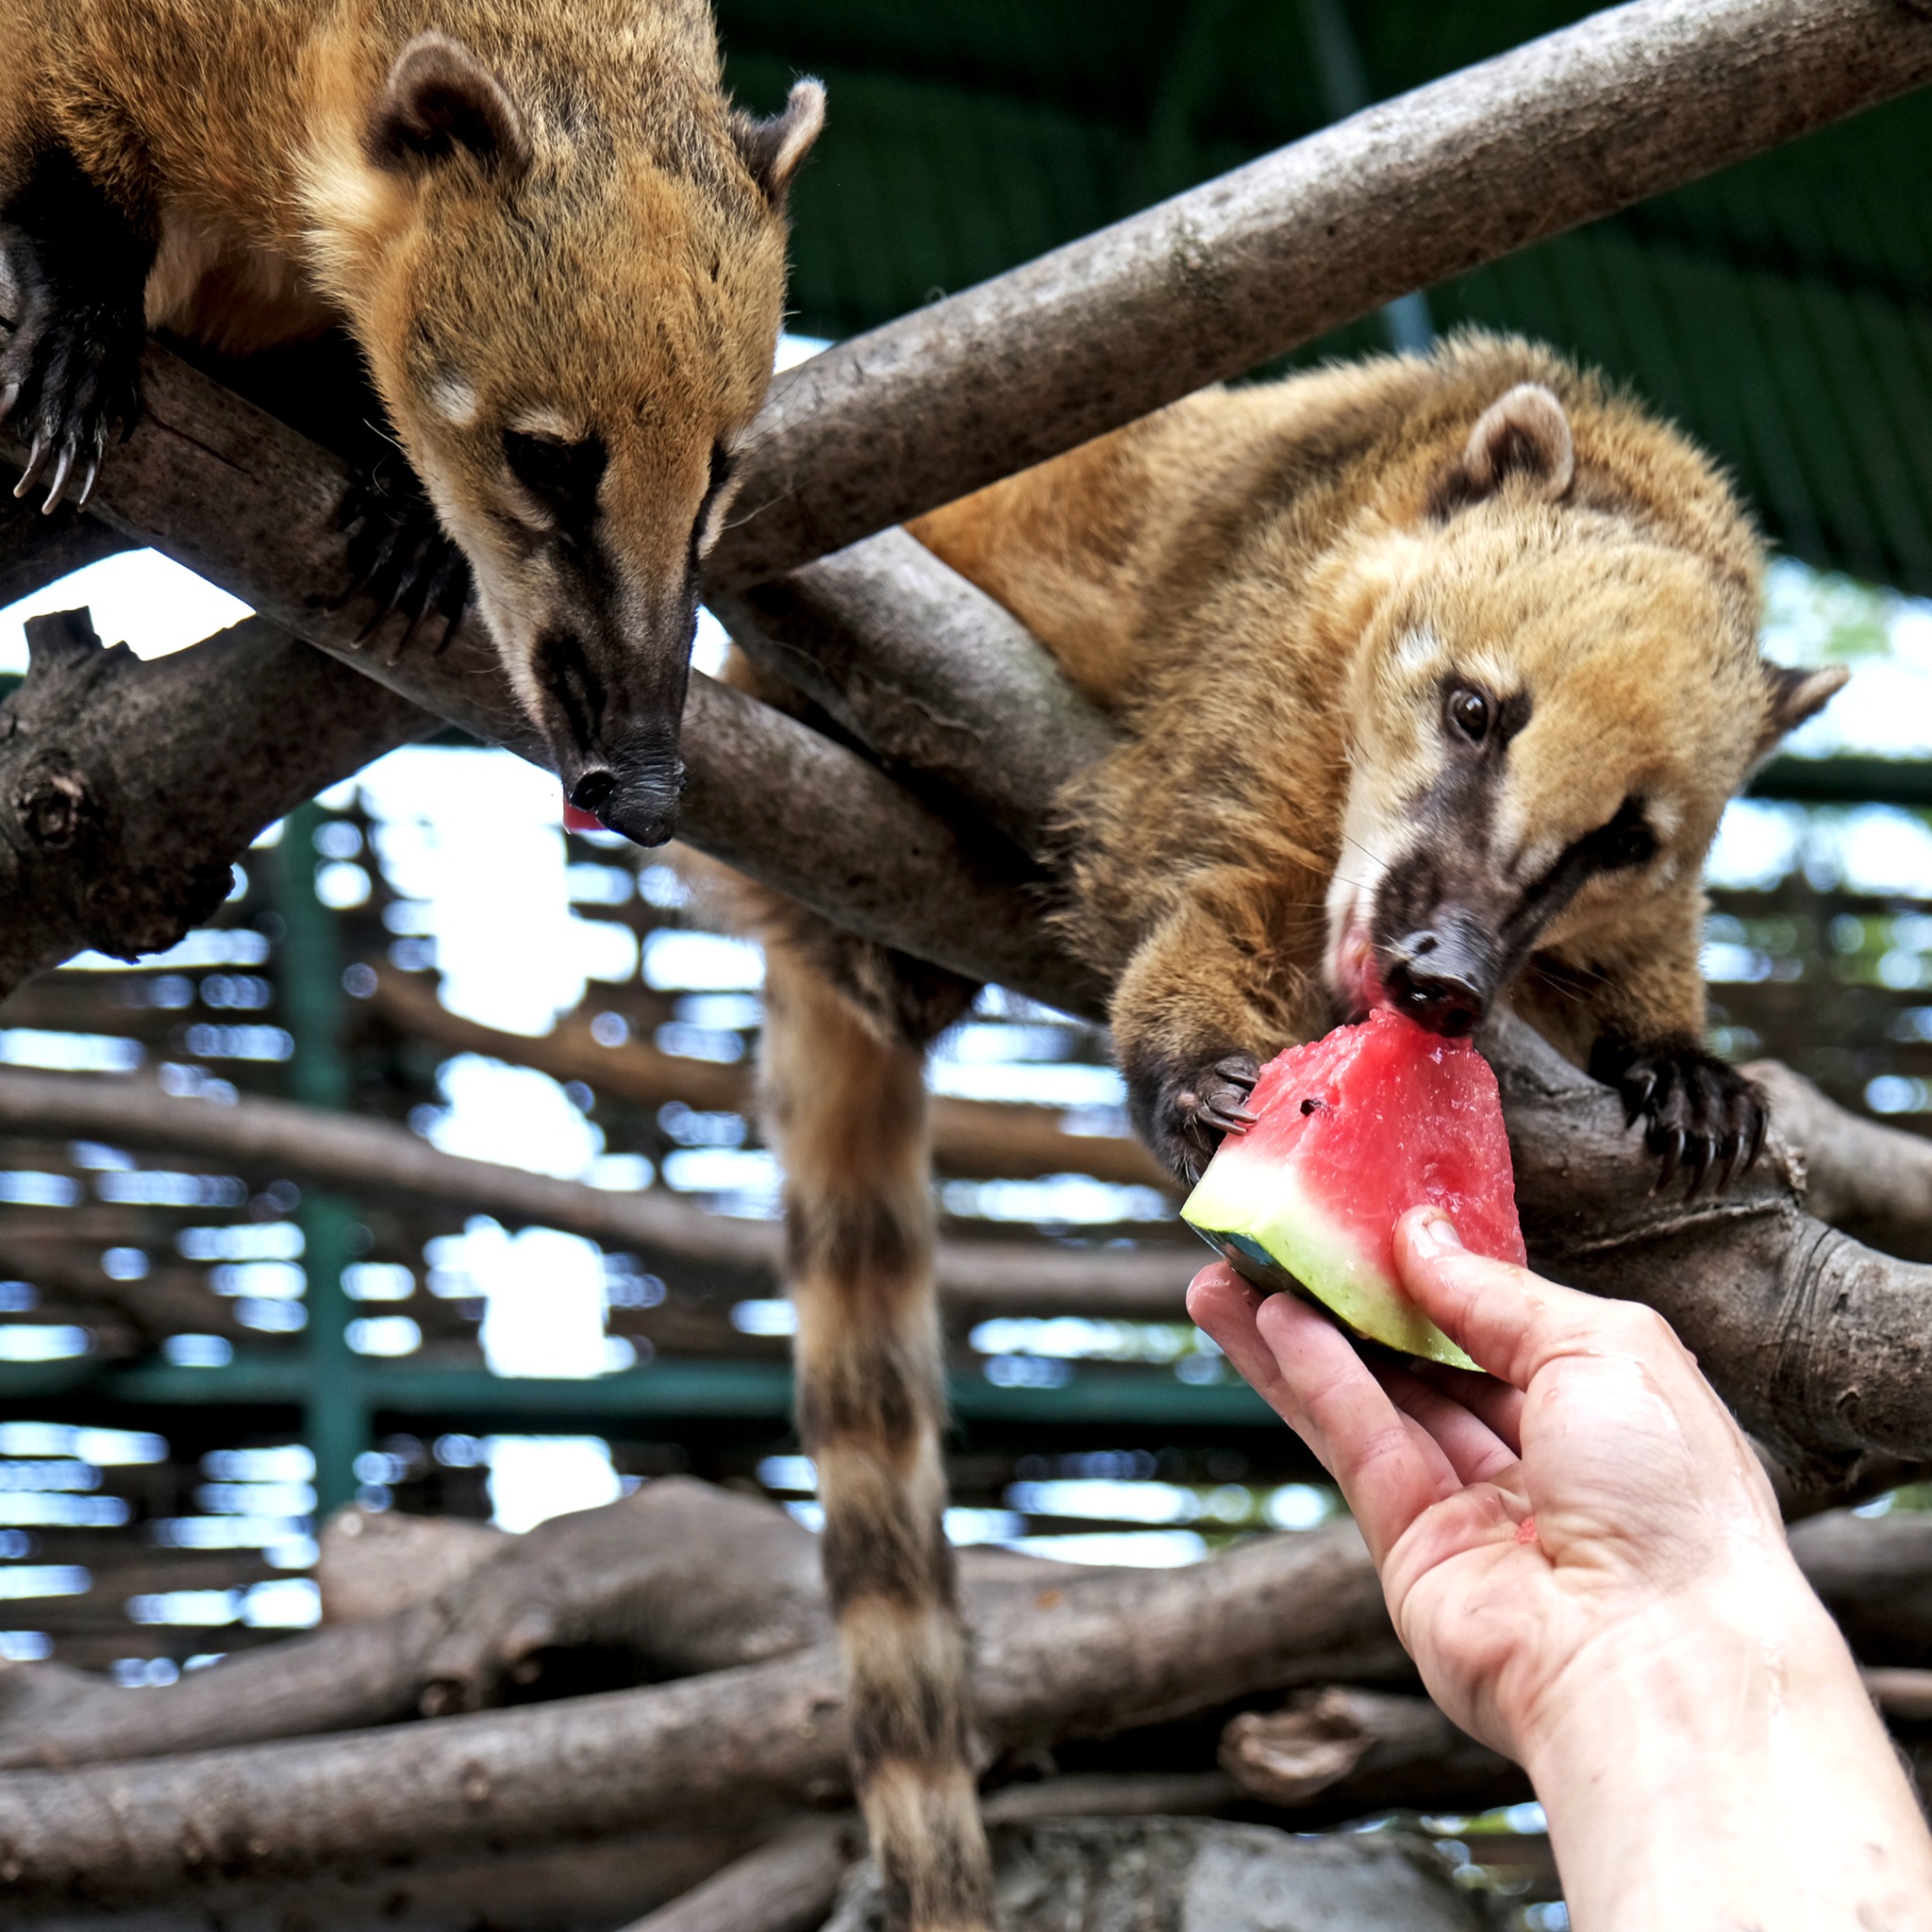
1681;1134;1715;1201
1598;1040;1768;1200
13;432;48;499
41;440;74;512
1714;1127;1746;1197
1650;1124;1685;1195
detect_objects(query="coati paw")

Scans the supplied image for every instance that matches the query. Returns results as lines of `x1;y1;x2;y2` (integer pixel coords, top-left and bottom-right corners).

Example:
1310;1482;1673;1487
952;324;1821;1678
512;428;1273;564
1592;1041;1768;1199
335;460;471;657
0;279;142;514
1144;1050;1260;1185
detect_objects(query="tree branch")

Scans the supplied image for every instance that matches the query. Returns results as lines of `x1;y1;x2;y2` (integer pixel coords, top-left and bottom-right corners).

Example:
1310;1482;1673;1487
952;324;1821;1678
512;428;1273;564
0;1067;1194;1316
708;0;1932;585
0;608;429;997
708;527;1117;858
366;962;1167;1190
1745;1060;1932;1262
43;346;1100;1018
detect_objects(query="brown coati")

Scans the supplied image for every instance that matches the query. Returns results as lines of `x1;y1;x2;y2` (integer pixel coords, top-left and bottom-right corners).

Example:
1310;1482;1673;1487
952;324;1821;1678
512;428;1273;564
724;333;1845;1931
0;1;821;843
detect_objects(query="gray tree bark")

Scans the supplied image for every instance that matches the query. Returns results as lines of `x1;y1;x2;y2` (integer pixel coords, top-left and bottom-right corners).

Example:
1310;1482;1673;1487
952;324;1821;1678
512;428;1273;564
0;608;429;994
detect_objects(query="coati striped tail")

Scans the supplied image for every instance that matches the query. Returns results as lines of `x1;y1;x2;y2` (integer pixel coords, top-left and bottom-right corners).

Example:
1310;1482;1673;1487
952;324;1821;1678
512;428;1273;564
760;943;995;1932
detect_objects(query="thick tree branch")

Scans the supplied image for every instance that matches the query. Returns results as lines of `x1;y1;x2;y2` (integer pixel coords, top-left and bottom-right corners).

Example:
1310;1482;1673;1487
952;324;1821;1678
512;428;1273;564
0;609;429;997
708;527;1117;858
38;346;1099;1019
1745;1060;1932;1262
709;0;1932;585
1;1500;1929;1898
0;1482;829;1773
0;1523;1404;1906
0;498;130;609
0;1067;1193;1316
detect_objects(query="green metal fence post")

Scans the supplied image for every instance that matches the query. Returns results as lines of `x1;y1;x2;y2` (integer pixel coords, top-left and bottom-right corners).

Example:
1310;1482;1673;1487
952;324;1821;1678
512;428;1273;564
277;802;366;1514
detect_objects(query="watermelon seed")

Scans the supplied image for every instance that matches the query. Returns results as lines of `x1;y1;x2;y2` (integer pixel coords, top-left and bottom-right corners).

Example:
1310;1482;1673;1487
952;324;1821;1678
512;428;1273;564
1300;1097;1326;1115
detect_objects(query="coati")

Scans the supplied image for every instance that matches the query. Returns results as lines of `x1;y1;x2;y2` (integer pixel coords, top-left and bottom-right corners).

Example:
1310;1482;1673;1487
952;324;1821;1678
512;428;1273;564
726;333;1846;1931
0;1;822;844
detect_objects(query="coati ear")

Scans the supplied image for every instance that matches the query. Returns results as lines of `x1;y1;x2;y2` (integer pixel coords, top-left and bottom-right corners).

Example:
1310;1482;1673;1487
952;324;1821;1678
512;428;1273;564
367;34;531;180
731;79;825;206
1756;660;1849;757
1457;384;1575;502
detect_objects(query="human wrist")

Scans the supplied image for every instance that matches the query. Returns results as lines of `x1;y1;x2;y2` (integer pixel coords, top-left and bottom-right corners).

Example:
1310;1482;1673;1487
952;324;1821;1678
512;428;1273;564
1517;1558;1834;1778
1521;1567;1924;1929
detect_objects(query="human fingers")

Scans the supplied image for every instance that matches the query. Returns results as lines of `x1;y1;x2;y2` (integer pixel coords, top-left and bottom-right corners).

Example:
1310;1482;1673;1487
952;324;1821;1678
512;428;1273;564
1408;1359;1525;1457
1253;1289;1462;1564
1374;1361;1522;1490
1186;1263;1307;1422
1392;1208;1701;1399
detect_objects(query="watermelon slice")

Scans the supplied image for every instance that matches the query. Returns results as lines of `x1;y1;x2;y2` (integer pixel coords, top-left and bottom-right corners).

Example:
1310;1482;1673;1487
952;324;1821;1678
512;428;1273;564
1181;1008;1524;1370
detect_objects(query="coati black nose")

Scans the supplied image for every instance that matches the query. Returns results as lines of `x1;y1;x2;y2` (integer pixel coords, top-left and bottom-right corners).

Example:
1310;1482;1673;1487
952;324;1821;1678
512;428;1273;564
570;770;617;815
1382;926;1492;1038
595;764;685;850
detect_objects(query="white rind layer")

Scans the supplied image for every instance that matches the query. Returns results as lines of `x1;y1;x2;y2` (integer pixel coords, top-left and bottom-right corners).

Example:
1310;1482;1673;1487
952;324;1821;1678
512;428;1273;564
1183;1139;1478;1371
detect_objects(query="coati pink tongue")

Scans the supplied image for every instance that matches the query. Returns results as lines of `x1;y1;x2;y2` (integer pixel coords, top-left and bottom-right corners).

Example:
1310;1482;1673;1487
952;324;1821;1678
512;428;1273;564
1181;1008;1523;1369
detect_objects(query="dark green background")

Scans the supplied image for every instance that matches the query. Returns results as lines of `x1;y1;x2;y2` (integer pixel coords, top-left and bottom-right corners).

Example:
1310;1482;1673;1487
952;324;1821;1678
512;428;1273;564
718;1;1932;598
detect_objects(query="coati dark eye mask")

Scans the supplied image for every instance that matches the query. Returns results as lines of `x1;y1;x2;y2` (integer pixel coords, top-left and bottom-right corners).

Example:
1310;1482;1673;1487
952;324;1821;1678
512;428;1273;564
503;428;607;523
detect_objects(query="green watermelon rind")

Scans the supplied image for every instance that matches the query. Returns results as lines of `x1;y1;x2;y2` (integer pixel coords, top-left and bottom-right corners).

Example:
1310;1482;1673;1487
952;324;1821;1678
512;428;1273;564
1182;1149;1479;1372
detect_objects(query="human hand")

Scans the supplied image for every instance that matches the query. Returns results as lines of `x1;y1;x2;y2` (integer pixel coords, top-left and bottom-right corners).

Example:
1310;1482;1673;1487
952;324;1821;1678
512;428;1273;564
1188;1208;1795;1761
1190;1211;1932;1929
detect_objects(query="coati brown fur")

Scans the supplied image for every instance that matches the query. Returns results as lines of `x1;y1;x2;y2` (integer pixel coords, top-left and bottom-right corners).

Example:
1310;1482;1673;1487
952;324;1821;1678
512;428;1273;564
0;1;822;842
726;333;1845;1932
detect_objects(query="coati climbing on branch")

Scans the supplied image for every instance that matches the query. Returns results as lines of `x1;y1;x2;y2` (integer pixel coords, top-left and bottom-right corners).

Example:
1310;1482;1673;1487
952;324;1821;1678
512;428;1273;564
0;1;821;845
725;333;1845;1931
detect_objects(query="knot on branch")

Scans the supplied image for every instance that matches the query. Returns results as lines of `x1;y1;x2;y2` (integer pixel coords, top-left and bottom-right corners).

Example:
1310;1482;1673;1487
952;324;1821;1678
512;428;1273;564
13;758;89;849
82;864;233;960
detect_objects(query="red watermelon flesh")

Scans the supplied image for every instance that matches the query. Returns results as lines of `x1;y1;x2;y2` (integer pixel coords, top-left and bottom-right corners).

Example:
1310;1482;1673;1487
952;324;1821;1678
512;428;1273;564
1181;1008;1523;1368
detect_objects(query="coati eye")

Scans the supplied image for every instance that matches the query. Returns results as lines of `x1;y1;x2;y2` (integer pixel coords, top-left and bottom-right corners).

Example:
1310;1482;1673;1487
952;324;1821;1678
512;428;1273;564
1603;822;1658;869
1447;688;1491;743
503;429;608;520
1583;799;1659;873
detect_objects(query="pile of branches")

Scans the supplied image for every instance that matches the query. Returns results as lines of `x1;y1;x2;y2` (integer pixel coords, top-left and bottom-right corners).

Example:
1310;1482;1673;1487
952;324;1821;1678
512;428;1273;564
0;1479;1928;1925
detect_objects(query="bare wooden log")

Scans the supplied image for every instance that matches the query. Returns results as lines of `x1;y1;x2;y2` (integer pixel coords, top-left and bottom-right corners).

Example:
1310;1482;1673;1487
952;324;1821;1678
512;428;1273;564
618;1816;860;1932
40;343;1100;1018
625;1778;1248;1932
1864;1667;1932;1723
1219;1688;1525;1819
1789;1508;1932;1669
0;1066;1192;1315
0;1523;1405;1904
0;608;429;998
710;0;1932;586
317;1505;506;1624
1746;1060;1932;1263
709;527;1117;858
367;962;1168;1190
